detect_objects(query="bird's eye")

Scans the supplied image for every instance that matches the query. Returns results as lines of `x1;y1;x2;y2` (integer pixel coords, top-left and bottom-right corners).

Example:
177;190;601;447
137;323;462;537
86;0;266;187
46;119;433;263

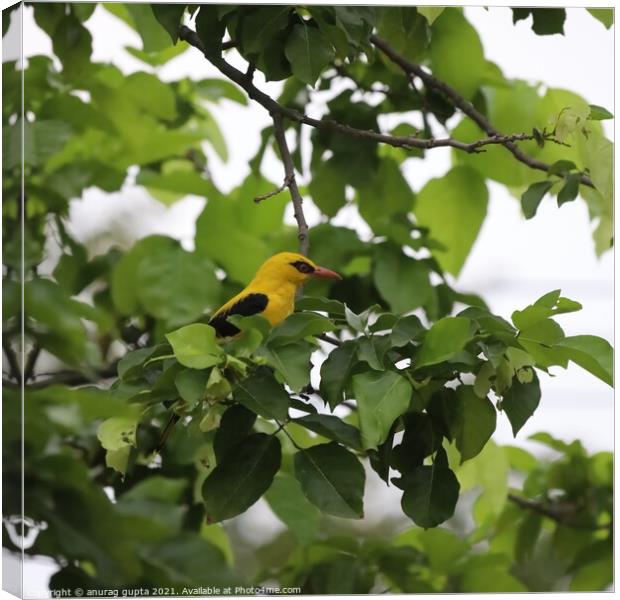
291;261;314;274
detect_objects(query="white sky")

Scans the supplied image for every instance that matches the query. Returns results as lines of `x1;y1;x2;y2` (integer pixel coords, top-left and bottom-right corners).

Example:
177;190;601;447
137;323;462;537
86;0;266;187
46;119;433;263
2;4;615;598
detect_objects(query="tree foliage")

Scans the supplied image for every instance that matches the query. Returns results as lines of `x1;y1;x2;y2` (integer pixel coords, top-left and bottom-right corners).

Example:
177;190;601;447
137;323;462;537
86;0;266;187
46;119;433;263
2;4;613;594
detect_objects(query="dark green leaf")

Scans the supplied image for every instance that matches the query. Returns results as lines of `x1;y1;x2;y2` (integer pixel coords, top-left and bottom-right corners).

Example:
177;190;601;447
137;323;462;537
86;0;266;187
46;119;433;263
454;386;496;463
501;373;541;436
202;433;281;522
285;24;335;85
195;5;226;56
294;442;365;518
399;460;460;528
513;8;566;35
557;172;581;206
548;159;577;175
233;367;290;421
240;6;292;54
151;4;186;44
214;404;257;462
319;340;358;409
521;180;553;219
294;414;363;451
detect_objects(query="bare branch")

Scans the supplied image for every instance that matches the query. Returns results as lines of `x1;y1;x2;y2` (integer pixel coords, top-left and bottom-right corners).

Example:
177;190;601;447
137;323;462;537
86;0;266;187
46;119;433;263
253;175;292;203
24;344;41;382
271;112;309;256
316;333;342;346
2;340;21;383
508;493;610;531
370;34;594;188
2;362;119;390
178;26;563;158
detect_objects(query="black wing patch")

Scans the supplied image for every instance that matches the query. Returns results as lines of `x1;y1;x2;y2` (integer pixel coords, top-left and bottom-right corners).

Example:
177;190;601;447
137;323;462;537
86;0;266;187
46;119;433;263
209;293;269;338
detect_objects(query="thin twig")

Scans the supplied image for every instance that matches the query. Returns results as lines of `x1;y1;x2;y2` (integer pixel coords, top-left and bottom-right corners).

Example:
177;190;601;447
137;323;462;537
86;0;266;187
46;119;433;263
2;340;21;383
316;334;342;346
508;493;610;530
177;26;567;159
271;111;310;256
370;34;594;188
2;362;119;390
254;175;292;203
23;344;40;382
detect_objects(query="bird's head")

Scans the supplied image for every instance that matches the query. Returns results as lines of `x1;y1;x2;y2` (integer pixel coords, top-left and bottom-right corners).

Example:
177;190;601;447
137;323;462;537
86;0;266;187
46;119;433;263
255;252;342;286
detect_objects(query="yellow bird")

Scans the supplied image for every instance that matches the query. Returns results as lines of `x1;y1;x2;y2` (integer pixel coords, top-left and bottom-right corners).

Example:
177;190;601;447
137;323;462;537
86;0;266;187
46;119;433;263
208;251;342;338
156;252;340;453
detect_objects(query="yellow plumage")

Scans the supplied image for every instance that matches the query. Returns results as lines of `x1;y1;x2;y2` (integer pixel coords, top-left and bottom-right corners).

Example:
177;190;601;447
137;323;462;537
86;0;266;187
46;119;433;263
209;252;341;336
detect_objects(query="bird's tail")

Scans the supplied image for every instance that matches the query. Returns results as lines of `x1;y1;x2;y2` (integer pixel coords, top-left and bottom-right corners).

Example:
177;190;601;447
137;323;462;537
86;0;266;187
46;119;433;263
155;413;181;454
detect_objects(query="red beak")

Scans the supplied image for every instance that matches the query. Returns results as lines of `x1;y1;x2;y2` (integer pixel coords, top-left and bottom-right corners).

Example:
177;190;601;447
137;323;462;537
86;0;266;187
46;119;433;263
313;265;342;280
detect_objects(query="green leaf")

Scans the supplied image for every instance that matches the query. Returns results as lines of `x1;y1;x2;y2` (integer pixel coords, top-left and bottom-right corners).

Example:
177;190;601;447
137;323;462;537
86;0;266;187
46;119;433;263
557;172;581;206
356;158;414;234
166;324;224;369
294;414;363;451
399;459;460;528
294;442;365;518
285;24;335;86
414;166;488;276
454;386;496;463
264;472;321;545
352;370;412;450
97;415;138;474
195;5;226;56
417;7;444;25
556;335;613;387
390;315;425;347
268;312;335;344
373;245;433;314
588;104;613;121
214;404;256;463
258;340;314;392
512;8;566;35
151;4;186;44
587;8;613;29
174;369;209;409
240;6;292;54
521;180;553;219
319;340;358;409
202;433;281;523
501;373;541;436
309;158;348;217
548;159;577;176
429;9;486;99
233;367;290;421
193;78;248;105
416;317;474;368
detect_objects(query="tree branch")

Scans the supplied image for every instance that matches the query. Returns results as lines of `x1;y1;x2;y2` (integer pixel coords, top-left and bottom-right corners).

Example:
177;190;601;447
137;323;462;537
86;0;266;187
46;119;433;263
177;26;562;158
2;362;119;390
370;34;594;188
508;493;609;530
2;340;21;383
271;112;310;256
24;344;41;382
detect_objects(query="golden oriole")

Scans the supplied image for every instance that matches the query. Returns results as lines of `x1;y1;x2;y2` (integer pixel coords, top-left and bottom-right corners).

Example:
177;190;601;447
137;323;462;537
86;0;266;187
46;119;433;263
156;252;341;452
208;251;341;337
